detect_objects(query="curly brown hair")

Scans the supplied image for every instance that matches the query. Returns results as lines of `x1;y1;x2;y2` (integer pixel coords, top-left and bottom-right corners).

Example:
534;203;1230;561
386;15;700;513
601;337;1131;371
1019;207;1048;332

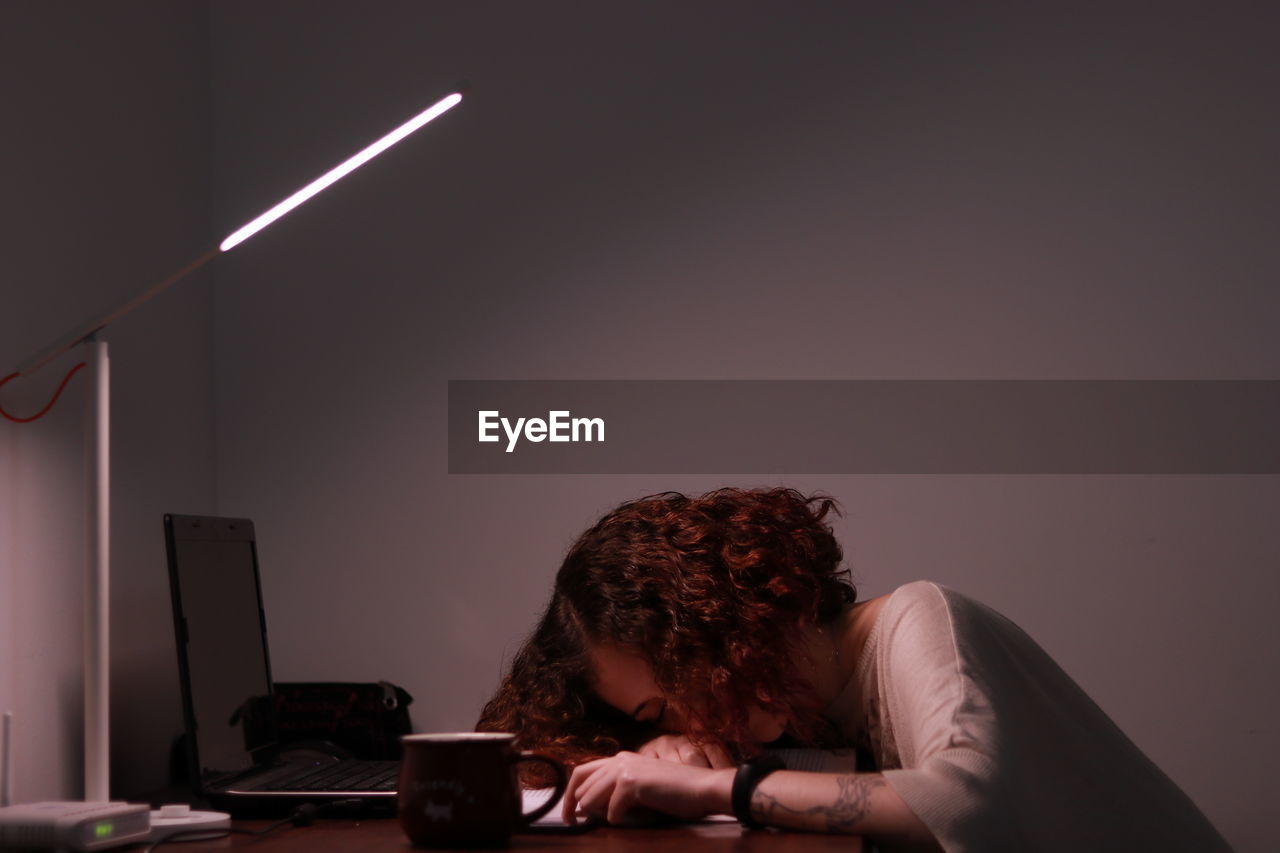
476;486;855;783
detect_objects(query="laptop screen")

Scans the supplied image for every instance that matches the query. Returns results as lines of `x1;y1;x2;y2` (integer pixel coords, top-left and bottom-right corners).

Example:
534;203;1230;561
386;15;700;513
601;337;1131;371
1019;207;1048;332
165;515;277;785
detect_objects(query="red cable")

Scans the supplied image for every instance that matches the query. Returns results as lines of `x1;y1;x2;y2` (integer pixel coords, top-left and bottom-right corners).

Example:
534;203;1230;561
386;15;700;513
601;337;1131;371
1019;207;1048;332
0;362;88;423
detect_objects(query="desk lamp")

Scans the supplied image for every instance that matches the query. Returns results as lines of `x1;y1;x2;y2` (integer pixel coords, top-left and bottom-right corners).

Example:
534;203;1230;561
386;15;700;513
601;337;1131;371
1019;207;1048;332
0;89;464;801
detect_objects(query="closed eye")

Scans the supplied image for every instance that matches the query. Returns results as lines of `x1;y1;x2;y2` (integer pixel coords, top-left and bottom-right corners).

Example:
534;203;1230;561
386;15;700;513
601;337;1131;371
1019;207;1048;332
632;698;666;725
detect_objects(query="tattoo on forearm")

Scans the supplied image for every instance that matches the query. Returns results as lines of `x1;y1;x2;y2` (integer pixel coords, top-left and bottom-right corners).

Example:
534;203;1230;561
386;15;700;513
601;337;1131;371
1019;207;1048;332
752;774;887;833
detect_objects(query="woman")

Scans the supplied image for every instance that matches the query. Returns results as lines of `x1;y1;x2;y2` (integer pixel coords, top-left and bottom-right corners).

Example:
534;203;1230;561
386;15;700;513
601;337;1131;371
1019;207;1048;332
477;487;1230;852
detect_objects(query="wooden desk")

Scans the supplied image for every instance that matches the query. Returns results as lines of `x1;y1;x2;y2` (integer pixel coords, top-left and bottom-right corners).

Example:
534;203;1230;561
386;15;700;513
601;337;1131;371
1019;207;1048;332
159;818;866;851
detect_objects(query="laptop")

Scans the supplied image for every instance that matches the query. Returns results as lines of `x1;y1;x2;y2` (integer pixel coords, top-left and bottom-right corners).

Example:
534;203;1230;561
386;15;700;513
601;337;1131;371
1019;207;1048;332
164;513;399;810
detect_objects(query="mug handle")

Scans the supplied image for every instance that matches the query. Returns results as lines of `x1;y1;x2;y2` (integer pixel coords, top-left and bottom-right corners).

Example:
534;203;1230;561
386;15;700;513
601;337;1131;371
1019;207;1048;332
513;751;568;825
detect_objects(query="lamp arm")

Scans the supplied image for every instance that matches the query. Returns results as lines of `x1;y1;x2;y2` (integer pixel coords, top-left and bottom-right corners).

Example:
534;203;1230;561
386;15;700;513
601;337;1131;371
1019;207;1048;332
16;246;219;377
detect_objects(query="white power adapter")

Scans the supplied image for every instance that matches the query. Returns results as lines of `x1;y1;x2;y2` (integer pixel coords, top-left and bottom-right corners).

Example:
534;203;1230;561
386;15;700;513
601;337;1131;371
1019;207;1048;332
0;802;151;851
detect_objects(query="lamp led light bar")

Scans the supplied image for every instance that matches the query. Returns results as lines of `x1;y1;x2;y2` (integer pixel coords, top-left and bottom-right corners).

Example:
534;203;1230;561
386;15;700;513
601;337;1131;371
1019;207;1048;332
219;91;463;252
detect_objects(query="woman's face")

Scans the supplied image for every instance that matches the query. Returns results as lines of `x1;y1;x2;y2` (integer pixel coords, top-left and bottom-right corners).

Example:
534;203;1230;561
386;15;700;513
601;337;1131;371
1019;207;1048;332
587;643;787;743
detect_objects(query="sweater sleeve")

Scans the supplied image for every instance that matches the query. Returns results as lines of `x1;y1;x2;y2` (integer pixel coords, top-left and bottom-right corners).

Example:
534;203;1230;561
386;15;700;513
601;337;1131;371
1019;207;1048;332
874;583;1015;852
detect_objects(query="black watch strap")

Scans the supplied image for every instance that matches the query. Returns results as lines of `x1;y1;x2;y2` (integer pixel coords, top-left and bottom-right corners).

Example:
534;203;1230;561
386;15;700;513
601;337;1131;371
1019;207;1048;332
731;753;786;830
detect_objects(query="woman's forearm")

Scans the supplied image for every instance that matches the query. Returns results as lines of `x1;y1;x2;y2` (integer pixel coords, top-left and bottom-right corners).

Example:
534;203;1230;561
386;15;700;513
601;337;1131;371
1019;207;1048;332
704;769;942;850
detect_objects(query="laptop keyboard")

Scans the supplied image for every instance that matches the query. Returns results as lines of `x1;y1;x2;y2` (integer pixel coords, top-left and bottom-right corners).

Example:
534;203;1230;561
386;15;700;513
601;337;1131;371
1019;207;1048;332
251;760;400;792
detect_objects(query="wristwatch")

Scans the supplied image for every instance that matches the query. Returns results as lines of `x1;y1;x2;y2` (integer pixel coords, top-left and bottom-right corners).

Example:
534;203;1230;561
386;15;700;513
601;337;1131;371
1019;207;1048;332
731;753;786;830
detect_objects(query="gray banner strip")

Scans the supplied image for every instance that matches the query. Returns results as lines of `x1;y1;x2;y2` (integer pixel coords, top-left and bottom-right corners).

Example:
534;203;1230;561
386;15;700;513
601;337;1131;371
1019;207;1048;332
447;380;1280;474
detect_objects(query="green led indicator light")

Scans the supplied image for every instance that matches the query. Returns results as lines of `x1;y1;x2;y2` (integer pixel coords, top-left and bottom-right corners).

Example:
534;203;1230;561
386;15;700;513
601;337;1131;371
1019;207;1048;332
94;821;115;839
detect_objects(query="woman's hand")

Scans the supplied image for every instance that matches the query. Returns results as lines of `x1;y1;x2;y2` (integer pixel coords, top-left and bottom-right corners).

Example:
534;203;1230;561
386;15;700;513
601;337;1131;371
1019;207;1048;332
636;733;734;769
562;751;734;825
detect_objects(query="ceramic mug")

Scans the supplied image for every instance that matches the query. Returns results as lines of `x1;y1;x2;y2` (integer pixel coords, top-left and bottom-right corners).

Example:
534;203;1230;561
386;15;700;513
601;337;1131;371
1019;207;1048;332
397;732;567;847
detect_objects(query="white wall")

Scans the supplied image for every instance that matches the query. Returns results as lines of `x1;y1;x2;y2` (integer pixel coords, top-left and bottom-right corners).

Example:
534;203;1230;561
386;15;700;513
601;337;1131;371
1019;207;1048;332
0;1;214;801
207;3;1277;849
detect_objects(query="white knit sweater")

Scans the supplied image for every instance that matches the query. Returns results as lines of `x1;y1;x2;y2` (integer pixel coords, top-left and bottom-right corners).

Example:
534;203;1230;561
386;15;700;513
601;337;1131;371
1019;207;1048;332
822;581;1231;852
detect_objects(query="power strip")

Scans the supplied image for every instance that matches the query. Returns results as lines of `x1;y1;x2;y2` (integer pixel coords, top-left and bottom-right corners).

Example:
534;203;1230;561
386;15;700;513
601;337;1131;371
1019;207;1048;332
0;802;150;851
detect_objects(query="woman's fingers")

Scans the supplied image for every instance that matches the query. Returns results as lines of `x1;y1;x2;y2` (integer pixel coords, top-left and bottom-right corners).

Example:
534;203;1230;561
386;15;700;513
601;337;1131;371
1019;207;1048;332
701;741;734;769
606;777;640;825
638;741;673;763
572;768;613;821
639;733;731;768
638;735;677;763
563;756;610;823
676;742;712;768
